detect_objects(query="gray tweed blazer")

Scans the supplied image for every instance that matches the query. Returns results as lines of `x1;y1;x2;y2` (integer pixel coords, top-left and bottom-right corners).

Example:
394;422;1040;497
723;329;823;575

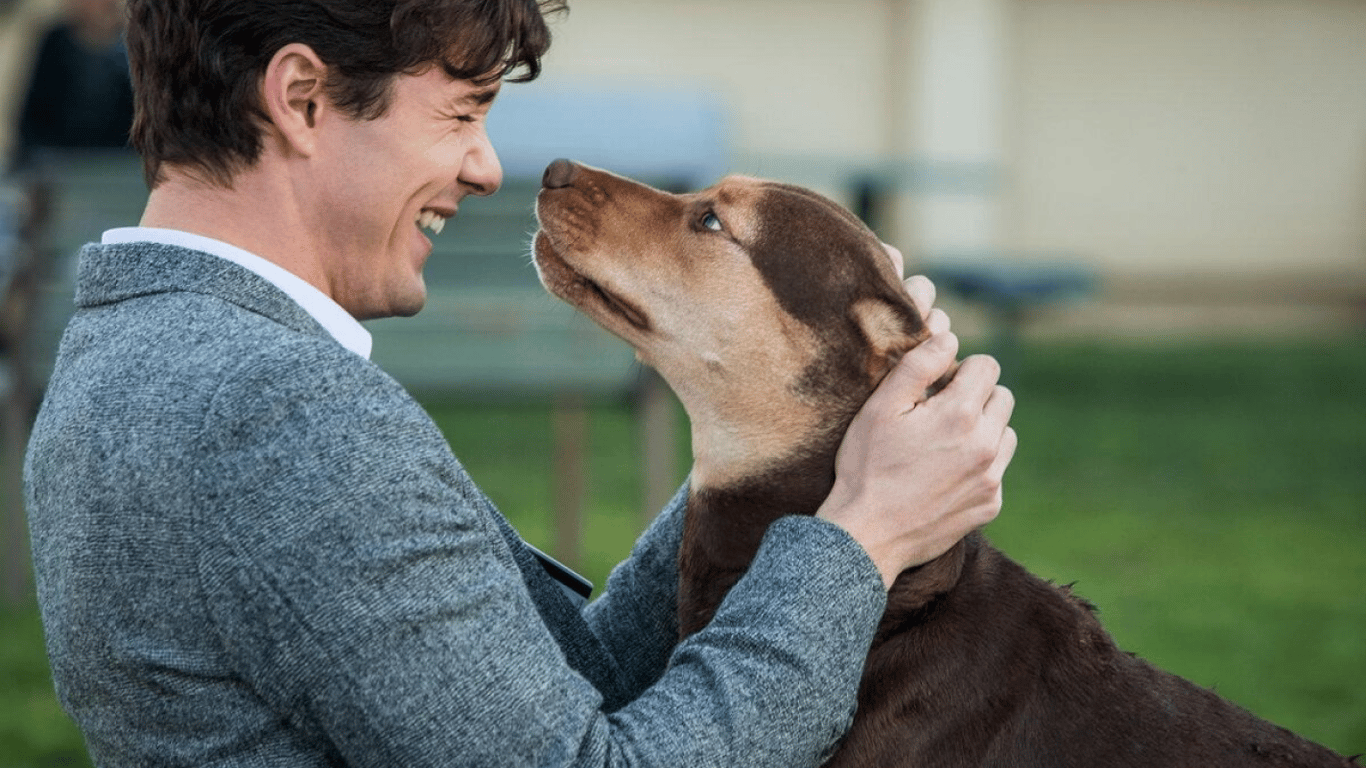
25;241;887;767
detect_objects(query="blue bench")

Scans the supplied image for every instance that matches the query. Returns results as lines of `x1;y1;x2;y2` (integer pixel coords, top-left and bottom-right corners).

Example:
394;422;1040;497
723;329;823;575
922;254;1098;377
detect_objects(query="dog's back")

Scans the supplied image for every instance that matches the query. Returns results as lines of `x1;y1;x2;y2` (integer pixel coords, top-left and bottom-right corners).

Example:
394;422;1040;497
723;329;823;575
833;534;1351;767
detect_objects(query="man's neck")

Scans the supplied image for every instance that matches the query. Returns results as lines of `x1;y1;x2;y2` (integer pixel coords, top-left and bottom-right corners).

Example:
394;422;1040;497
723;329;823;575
140;163;326;296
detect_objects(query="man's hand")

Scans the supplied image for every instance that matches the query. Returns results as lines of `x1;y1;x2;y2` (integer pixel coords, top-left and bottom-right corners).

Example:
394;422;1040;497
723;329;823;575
816;247;1017;589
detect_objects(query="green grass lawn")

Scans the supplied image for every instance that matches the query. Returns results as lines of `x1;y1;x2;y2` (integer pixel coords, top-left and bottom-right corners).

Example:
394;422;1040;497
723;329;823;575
3;334;1363;765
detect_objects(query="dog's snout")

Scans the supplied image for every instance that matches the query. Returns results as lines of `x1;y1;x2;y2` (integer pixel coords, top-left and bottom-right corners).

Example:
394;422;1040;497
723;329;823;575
543;158;579;189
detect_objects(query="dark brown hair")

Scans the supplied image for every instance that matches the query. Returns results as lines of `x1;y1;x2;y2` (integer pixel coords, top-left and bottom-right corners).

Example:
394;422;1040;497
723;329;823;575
126;0;566;188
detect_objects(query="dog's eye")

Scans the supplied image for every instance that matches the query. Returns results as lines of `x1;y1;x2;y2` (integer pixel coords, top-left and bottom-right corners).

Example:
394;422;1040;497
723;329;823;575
701;212;724;232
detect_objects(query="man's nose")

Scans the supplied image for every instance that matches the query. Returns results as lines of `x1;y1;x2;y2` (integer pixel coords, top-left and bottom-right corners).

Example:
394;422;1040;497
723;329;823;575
460;129;503;196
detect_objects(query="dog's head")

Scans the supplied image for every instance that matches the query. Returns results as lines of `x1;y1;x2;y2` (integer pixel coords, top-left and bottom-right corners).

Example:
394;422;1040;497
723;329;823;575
534;159;931;487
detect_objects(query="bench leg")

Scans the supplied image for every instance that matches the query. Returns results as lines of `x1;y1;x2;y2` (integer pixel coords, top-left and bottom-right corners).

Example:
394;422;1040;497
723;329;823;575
639;370;679;528
552;396;587;569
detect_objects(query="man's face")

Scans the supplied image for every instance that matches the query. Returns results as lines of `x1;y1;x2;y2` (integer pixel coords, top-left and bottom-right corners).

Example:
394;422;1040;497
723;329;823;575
309;66;503;320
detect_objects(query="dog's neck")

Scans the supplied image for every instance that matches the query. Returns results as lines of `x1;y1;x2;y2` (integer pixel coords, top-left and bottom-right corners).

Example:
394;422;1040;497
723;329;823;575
676;335;965;637
678;427;847;636
683;398;829;493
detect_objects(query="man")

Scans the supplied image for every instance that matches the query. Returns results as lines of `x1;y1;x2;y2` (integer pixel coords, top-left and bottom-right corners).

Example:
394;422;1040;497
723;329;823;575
24;1;1017;766
13;0;134;169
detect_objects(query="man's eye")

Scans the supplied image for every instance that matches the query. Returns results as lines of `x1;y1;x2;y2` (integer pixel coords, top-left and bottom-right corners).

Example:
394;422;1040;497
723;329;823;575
701;212;723;232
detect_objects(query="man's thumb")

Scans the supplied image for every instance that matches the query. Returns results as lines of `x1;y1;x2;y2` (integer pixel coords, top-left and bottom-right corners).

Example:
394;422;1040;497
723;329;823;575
883;332;959;405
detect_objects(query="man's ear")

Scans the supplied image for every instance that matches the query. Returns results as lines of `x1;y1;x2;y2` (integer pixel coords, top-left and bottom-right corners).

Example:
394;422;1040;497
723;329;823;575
260;43;329;158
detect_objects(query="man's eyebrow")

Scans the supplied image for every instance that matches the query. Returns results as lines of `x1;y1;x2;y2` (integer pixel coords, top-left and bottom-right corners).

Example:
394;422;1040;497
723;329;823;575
460;87;500;107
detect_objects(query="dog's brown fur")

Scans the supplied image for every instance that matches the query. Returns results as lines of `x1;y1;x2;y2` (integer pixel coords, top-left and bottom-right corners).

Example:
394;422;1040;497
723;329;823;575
533;159;1355;767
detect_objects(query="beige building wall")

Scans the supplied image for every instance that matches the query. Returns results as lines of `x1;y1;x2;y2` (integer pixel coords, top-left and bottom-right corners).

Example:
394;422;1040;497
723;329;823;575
3;0;1362;306
1008;0;1366;287
537;0;1366;306
533;0;896;182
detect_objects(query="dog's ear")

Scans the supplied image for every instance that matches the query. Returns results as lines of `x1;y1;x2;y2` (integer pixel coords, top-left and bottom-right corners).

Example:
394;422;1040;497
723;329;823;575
852;297;927;383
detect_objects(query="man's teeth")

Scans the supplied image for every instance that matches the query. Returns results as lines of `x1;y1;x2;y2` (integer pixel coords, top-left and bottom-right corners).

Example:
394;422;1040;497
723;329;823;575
417;210;447;236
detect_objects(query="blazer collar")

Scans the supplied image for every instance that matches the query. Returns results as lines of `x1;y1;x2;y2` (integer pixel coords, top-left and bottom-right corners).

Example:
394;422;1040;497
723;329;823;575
74;241;331;344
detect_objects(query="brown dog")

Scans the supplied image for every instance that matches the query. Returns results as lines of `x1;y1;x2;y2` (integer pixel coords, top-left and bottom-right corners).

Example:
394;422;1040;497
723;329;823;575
532;158;1355;767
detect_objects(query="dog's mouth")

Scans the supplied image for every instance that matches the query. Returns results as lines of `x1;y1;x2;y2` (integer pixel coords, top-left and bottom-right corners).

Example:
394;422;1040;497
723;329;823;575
533;230;651;333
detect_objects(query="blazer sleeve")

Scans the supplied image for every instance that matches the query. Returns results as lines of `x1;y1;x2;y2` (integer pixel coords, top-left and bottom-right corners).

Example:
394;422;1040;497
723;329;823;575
193;351;887;768
581;481;689;701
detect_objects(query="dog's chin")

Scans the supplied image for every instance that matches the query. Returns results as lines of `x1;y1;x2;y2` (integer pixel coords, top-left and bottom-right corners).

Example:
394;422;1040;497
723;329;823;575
533;230;652;336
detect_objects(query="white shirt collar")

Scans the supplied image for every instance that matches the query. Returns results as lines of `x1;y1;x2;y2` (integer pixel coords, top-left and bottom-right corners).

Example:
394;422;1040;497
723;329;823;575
102;227;372;360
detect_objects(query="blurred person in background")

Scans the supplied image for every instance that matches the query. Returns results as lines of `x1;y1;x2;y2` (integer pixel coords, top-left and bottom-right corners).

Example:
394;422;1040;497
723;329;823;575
23;1;1016;766
12;0;132;170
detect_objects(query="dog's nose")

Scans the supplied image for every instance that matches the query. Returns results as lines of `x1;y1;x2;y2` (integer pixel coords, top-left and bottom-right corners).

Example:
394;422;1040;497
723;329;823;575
543;158;579;189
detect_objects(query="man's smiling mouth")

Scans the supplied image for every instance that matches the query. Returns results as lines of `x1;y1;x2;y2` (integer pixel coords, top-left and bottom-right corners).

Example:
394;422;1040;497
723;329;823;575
417;210;448;235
